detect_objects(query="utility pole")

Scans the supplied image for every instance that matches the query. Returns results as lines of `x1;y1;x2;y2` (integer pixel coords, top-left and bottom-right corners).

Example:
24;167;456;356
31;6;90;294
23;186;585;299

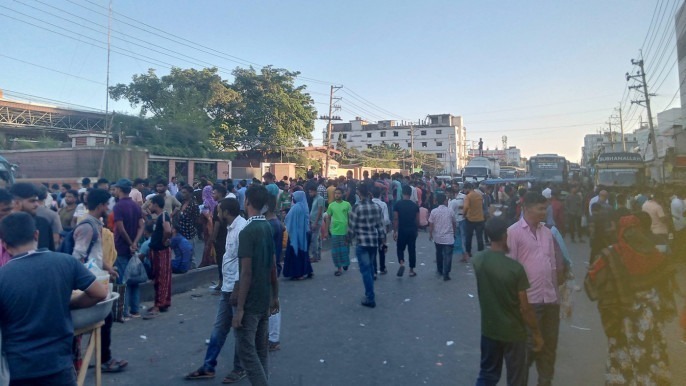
606;119;614;150
618;104;626;151
319;85;342;178
627;58;658;162
410;123;415;171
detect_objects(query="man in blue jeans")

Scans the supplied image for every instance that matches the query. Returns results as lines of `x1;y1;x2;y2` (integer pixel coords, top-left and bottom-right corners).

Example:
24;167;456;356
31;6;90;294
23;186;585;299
473;217;543;386
185;198;247;383
348;182;387;308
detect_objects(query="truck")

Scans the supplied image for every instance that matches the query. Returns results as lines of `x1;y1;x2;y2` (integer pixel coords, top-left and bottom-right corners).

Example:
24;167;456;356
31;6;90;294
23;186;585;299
462;157;500;183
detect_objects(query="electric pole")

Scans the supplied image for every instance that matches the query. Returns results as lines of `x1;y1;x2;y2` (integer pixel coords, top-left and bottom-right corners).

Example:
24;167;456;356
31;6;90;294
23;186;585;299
627;58;658;162
319;85;342;177
618;104;626;151
410;123;415;171
606;119;614;150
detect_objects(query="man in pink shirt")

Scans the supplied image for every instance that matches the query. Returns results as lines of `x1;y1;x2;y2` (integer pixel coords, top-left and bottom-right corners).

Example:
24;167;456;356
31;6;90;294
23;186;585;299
507;191;559;386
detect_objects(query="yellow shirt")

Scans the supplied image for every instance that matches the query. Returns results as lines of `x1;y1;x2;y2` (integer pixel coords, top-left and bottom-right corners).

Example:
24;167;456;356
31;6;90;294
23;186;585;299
464;191;485;222
101;228;117;268
327;186;336;204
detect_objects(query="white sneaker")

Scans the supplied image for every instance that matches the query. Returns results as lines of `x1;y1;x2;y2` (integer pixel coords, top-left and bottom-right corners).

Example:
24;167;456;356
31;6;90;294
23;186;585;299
351;258;358;263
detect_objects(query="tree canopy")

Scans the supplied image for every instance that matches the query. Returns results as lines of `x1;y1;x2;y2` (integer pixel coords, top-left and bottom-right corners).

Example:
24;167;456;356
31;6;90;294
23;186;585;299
109;66;316;156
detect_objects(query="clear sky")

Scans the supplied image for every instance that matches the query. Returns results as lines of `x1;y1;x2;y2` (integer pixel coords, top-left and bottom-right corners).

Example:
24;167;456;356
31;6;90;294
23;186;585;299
1;0;682;162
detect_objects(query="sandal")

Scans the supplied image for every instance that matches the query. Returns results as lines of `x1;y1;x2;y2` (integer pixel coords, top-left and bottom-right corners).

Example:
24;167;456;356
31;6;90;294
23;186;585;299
334;271;342;276
142;310;160;320
185;368;215;380
409;271;417;277
101;358;123;373
222;369;247;384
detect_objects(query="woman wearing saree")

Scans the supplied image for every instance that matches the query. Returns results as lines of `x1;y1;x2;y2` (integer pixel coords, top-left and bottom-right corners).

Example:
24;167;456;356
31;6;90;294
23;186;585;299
199;184;217;268
282;190;313;280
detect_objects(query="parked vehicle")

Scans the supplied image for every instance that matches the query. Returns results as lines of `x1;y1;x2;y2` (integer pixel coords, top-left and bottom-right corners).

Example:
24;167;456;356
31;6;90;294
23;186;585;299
462;157;501;182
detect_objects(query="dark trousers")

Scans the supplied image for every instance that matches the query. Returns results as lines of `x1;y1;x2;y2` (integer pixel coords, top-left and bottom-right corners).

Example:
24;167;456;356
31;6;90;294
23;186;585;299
10;367;77;386
101;313;113;363
465;220;485;254
236;312;270;386
435;243;453;278
214;240;226;286
566;214;581;240
476;335;528;386
396;229;417;268
372;245;386;273
528;304;560;386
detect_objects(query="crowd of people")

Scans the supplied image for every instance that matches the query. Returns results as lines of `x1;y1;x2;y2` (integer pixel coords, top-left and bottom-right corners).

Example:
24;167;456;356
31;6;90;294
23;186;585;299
0;168;684;385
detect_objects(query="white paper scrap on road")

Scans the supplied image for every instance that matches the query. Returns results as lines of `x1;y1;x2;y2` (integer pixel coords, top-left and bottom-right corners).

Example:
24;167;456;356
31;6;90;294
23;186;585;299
404;298;411;302
570;325;591;331
205;339;210;344
320;359;325;363
140;335;147;340
446;341;454;346
383;361;387;365
359;323;365;327
468;294;474;298
420;263;426;266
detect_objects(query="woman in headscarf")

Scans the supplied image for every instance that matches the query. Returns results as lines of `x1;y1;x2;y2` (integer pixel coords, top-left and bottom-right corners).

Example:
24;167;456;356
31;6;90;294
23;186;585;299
282;190;313;280
588;212;676;385
198;184;217;268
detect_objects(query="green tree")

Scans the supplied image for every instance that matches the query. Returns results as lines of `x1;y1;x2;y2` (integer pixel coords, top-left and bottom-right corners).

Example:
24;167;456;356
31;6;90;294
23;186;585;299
218;66;317;151
109;67;240;157
360;144;404;169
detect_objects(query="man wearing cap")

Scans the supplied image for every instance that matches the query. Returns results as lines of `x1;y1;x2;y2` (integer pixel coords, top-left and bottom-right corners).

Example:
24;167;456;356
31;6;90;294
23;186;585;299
130;178;145;206
10;183;55;251
112;178;145;319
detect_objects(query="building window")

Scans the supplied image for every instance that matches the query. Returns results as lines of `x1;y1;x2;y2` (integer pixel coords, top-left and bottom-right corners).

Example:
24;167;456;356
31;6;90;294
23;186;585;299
421;142;427;148
342;134;347;139
393;131;399;137
367;132;372;138
407;130;411;136
436;141;443;147
380;131;386;138
420;130;427;135
436;129;442;135
407;142;412;148
437;153;444;158
367;144;372;149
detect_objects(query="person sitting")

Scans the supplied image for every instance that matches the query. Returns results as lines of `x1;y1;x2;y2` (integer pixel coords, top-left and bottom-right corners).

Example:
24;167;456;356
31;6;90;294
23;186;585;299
171;224;194;274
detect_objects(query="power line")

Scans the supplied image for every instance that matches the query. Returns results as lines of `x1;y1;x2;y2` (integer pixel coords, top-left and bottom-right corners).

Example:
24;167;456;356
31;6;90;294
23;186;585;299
0;54;105;85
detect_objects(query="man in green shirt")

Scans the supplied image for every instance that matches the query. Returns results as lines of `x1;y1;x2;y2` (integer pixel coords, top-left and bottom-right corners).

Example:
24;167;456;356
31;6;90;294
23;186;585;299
472;217;543;386
326;188;352;276
232;185;279;386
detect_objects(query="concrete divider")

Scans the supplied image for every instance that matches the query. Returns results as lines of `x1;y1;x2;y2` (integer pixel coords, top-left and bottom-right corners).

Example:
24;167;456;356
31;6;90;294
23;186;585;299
138;265;219;302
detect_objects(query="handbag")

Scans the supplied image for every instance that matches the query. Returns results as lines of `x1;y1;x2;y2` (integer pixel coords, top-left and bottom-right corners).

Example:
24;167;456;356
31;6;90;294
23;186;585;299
123;256;148;285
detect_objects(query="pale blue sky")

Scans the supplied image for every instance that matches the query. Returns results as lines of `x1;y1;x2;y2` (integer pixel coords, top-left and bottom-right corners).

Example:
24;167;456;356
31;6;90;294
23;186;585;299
1;0;682;161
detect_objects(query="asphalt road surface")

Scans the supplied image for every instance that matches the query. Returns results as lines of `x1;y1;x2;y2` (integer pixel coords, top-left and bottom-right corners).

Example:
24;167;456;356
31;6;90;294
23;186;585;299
91;230;686;386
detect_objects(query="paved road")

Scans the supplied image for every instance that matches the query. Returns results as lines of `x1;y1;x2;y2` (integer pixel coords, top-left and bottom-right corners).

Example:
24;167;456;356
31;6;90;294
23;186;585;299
93;230;686;386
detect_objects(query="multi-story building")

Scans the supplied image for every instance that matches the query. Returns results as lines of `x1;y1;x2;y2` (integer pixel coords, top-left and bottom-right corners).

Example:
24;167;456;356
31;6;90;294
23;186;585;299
330;114;467;174
467;146;522;167
581;132;640;166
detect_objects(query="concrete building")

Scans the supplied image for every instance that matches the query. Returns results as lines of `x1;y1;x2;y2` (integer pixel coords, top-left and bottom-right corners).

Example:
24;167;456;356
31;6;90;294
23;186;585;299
330;114;467;174
581;132;640;166
467;146;522;167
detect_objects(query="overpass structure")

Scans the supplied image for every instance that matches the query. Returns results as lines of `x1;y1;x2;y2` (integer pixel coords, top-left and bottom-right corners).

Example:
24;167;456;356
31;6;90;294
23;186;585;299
0;98;108;138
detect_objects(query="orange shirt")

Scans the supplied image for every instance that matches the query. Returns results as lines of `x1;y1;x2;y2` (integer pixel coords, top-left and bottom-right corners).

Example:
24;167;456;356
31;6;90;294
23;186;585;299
464;191;485;222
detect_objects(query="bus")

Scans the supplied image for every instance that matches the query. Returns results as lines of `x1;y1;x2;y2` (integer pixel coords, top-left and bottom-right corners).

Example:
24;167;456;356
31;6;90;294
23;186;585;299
594;152;645;189
499;166;526;179
528;154;568;184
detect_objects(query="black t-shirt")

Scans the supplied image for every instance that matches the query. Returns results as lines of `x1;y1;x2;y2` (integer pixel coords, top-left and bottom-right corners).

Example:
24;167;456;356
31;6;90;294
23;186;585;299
213;207;228;253
394;199;419;232
150;212;171;251
36;215;55;251
346;179;358;206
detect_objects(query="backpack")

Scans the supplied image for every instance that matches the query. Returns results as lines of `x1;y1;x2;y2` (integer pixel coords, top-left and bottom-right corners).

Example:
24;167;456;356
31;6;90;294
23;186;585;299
58;221;99;263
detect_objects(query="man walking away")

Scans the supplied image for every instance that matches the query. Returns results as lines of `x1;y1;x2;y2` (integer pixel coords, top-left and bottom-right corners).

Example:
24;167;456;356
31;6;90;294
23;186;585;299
463;183;485;258
474;217;543;386
144;195;173;319
348;182;386;308
233;185;279;386
393;185;419;277
308;185;325;263
112;179;145;320
564;186;583;242
429;194;455;281
72;188;128;373
0;212;107;385
507;192;559;386
371;186;390;276
185;198;246;383
210;184;229;291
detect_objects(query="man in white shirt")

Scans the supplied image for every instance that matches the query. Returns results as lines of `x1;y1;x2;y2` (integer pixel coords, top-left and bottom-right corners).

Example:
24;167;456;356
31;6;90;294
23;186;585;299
671;192;685;232
168;177;179;197
185;197;247;382
448;187;467;261
588;190;609;217
129;178;144;206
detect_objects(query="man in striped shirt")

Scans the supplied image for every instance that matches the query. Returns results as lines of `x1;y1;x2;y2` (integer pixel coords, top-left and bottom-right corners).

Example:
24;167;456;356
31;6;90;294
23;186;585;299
348;182;387;308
